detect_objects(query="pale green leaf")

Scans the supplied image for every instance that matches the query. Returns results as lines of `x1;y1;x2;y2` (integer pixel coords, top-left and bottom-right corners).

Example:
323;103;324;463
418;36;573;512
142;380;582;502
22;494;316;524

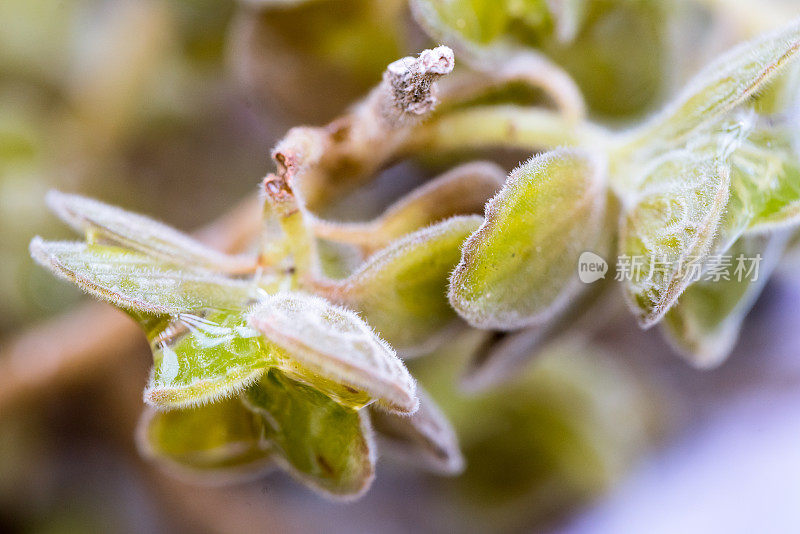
619;151;731;327
662;233;788;368
136;399;272;482
736;128;800;232
633;18;800;147
247;292;418;414
29;239;259;315
449;149;606;330
704;121;800;258
370;387;463;475
143;310;275;409
242;370;375;499
315;215;482;355
46;191;256;274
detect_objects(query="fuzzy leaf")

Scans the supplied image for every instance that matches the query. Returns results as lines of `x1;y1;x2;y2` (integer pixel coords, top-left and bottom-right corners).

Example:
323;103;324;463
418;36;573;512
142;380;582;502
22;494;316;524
45;191;256;274
702;121;800;260
635;18;800;147
620;151;731;327
736;129;800;232
662;233;788;368
449;149;606;330
370;387;464;475
29;239;259;315
242;370;375;499
136;399;271;481
317;216;482;354
247;292;418;414
143;310;275;409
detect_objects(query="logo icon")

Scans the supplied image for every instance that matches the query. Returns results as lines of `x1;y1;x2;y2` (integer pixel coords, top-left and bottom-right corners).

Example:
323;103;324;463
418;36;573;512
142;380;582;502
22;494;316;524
577;251;608;284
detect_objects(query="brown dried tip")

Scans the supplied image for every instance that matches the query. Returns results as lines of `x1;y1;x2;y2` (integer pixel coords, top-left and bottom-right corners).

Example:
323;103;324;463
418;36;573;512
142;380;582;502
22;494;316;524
262;173;298;216
381;46;455;125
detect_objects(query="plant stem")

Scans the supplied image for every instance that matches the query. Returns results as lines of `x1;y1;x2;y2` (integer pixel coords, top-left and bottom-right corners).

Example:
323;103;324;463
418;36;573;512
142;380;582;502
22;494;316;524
408;105;611;155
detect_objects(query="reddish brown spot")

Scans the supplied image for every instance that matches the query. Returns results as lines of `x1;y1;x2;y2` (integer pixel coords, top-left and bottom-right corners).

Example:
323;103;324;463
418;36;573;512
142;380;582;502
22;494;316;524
263;174;293;201
316;454;334;476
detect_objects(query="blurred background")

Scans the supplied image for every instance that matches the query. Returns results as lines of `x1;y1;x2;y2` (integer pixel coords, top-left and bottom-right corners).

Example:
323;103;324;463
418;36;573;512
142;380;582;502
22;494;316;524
2;1;800;532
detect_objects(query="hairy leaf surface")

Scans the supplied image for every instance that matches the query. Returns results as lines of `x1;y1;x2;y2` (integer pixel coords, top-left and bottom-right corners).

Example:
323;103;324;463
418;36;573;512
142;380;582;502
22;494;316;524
662;234;787;368
319;216;482;354
247;292;418;414
30;239;258;315
46;191;255;274
633;18;800;147
143;310;275;409
620;151;731;327
449;149;606;330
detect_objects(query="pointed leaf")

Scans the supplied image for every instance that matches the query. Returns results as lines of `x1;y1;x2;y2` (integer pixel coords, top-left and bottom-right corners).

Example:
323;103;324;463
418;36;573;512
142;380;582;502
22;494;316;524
620;151;731;327
635;18;800;147
662;233;788;368
247;292;418;414
370;387;464;475
30;239;259;315
136;399;272;482
317;215;482;354
449;149;606;330
242;370;375;499
46;191;255;274
143;310;276;409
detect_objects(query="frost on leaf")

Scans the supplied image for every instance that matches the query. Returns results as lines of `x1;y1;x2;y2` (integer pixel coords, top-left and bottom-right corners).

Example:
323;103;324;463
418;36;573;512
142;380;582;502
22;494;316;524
242;370;375;499
620;151;731;328
144;310;276;410
247;292;418;414
29;239;259;315
46;191;255;274
136;398;272;482
662;233;788;368
370;386;464;475
317;215;483;356
449;149;606;330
